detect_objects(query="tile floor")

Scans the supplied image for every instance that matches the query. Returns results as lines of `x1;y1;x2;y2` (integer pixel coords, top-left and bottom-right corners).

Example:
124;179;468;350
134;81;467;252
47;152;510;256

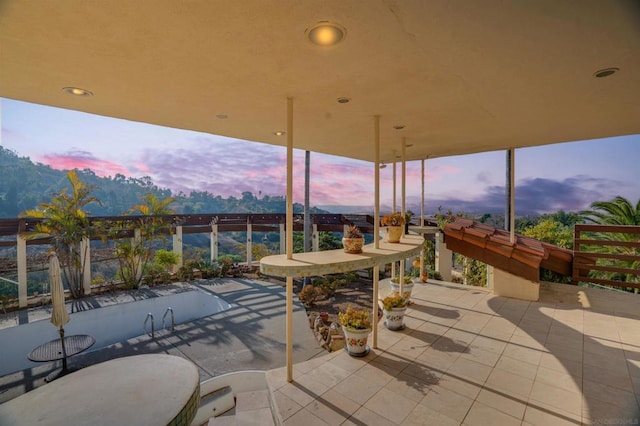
266;280;640;425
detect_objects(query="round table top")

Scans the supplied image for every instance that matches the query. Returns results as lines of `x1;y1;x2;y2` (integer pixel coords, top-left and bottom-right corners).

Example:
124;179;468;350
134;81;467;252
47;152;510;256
0;354;200;426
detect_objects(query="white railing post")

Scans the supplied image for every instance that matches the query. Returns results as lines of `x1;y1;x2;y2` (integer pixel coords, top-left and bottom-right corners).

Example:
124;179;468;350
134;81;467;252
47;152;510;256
80;236;92;295
279;224;286;254
211;223;219;262
246;222;252;268
312;224;319;252
17;235;27;308
133;228;143;282
173;225;183;271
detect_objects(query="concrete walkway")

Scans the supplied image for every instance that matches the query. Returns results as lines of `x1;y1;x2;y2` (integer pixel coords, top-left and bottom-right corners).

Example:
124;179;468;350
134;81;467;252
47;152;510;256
0;278;324;404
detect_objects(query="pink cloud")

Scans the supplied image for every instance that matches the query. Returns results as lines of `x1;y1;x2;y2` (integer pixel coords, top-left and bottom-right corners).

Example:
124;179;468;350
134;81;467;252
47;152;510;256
40;150;130;178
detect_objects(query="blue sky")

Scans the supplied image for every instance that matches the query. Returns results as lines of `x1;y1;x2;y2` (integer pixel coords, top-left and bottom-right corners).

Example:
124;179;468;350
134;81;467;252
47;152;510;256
2;98;639;216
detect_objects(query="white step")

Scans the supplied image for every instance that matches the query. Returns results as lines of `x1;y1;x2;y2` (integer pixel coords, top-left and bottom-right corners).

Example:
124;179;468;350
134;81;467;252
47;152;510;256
192;386;235;426
207;390;275;426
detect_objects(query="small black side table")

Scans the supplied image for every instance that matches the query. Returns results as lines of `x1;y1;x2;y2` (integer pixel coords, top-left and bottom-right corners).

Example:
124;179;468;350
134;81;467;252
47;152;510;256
28;334;95;382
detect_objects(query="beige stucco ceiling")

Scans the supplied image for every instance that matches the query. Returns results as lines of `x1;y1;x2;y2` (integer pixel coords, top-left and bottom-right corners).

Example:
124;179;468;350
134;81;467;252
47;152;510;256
1;1;639;163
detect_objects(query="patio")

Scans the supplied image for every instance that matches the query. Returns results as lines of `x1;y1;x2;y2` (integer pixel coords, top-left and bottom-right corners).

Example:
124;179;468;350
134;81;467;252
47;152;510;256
266;279;640;425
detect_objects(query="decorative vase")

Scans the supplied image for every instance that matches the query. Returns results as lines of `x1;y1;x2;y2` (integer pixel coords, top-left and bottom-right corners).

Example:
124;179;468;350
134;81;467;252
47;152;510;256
342;327;371;357
386;226;403;243
390;281;414;300
384;307;407;330
342;237;364;254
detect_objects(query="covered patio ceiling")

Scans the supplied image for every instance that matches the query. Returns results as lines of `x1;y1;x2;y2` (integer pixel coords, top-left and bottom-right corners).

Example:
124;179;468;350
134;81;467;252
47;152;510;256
1;1;639;163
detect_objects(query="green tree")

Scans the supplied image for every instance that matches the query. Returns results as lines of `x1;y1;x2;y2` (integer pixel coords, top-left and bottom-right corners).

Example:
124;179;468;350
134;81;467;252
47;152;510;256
521;218;574;250
21;171;101;299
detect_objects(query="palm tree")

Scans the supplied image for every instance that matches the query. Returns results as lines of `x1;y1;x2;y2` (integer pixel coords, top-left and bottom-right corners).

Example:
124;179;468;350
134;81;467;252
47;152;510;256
112;194;175;288
580;197;640;287
22;171;101;299
580;196;640;225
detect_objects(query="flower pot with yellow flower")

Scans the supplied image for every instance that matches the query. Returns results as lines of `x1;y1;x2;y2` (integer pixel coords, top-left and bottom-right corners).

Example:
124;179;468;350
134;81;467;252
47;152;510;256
338;306;371;357
381;294;409;331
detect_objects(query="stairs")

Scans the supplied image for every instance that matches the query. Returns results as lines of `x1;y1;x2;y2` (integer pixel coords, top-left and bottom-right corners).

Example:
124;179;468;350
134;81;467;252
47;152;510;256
206;390;275;426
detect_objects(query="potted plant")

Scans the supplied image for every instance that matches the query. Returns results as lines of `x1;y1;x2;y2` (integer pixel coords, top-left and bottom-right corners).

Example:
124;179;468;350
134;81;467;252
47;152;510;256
390;274;415;300
342;225;365;254
381;213;405;243
381;294;409;330
338;306;371;357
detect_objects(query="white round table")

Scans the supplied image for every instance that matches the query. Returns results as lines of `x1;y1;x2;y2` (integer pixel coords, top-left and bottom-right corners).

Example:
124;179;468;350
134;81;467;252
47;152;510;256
0;354;200;426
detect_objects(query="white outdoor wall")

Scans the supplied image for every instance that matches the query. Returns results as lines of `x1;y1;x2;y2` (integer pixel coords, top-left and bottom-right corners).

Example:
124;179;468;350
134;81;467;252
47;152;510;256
0;290;231;376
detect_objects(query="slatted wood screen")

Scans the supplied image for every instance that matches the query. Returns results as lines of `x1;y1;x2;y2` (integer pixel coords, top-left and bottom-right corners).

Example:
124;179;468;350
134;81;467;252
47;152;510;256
573;224;640;290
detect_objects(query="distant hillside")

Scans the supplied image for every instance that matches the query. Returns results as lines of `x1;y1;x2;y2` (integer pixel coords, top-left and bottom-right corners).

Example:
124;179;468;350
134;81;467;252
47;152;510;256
0;147;328;217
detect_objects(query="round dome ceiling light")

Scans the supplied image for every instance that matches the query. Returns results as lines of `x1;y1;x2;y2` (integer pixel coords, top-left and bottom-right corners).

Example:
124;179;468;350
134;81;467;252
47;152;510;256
305;22;346;47
393;125;406;130
337;97;351;104
273;131;286;136
593;68;619;78
62;87;93;97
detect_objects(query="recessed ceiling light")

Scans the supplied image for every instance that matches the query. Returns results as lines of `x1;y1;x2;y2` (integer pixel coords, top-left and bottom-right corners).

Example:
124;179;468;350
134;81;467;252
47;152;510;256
216;114;228;119
593;68;619;78
305;21;346;47
273;131;286;136
393;125;405;130
337;97;351;104
62;87;93;97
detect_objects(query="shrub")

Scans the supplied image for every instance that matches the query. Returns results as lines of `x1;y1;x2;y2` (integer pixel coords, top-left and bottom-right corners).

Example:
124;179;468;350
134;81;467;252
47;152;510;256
298;285;319;306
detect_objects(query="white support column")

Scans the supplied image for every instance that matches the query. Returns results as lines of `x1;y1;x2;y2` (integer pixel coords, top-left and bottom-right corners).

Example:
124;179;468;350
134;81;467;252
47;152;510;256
210;223;219;262
420;159;425;280
400;138;407;296
279;224;286;254
80;236;92;296
17;235;27;308
246;222;252;268
435;231;453;282
372;265;379;349
173;225;183;271
373;115;380;348
312;224;319;252
285;97;294;383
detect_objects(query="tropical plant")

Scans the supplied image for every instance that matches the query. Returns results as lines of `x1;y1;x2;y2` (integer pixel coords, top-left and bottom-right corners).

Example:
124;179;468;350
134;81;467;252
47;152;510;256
111;194;175;288
338;306;371;330
344;225;363;239
21;170;101;299
381;213;405;227
580;196;640;226
381;294;407;311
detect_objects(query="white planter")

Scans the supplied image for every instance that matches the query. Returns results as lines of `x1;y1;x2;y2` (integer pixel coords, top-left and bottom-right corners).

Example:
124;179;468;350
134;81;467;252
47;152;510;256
390;282;414;300
384;307;407;330
342;327;371;357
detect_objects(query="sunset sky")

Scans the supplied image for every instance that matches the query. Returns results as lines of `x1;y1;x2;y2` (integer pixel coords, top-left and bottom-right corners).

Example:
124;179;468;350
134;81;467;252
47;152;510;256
2;98;639;216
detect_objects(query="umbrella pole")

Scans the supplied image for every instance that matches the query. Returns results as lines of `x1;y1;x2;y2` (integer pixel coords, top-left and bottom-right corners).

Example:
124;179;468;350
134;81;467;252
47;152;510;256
59;326;68;373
